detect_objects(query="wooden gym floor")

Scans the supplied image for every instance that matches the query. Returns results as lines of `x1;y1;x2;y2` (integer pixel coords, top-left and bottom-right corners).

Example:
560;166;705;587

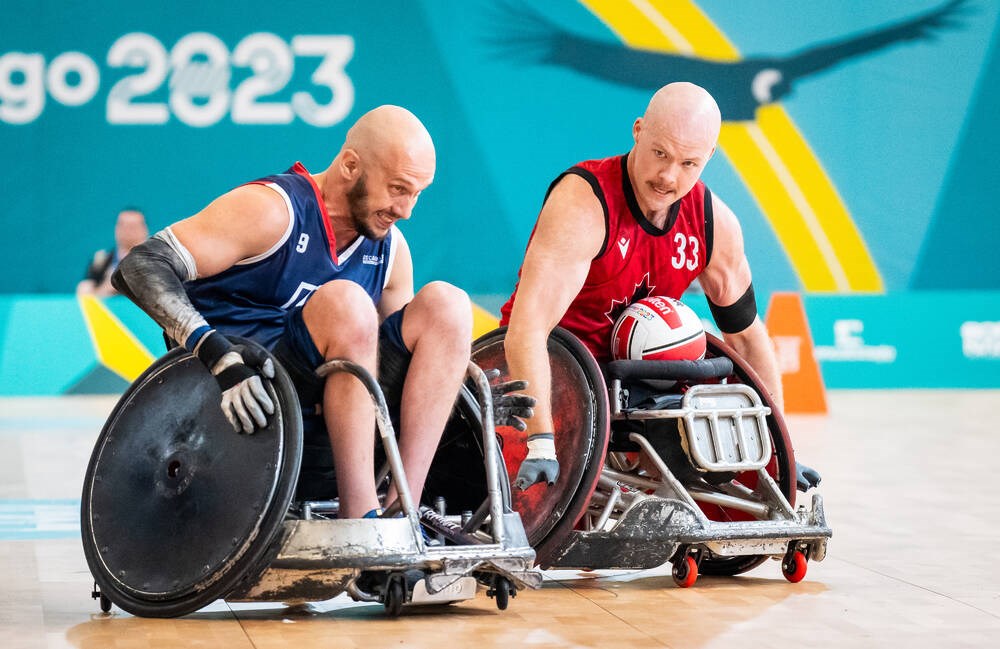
2;390;999;648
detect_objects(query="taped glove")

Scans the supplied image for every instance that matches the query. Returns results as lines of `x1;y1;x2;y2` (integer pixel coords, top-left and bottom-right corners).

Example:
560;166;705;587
513;433;559;490
484;368;536;432
195;331;275;434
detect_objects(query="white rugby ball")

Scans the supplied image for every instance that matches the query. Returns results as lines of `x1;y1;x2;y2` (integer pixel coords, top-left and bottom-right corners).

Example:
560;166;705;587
611;296;706;361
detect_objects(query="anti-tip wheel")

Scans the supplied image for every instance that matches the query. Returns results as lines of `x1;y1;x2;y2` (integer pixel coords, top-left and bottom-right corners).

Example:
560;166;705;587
672;556;698;588
782;550;808;583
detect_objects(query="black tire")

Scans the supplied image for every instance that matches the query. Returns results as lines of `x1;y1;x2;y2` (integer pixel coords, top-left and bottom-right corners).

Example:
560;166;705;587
384;578;405;617
80;337;302;617
492;576;510;611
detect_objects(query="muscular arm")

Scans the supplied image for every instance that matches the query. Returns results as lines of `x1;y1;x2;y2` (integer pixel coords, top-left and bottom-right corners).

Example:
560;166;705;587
378;230;414;321
112;183;291;347
698;193;784;412
505;175;606;436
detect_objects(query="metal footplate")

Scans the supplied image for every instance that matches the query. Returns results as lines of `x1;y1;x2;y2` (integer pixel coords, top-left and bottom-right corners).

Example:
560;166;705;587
227;513;541;603
227;360;541;613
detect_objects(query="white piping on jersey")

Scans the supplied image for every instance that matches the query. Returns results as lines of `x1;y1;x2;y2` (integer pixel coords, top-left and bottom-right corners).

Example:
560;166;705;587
336;225;399;289
156;228;198;281
384;225;401;289
236;182;296;266
335;234;367;264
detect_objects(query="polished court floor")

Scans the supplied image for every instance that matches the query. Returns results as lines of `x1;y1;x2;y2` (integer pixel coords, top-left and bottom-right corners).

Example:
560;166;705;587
2;391;999;648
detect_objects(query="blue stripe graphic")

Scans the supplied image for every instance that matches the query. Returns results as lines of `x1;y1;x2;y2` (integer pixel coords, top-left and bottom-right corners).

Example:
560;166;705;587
0;499;80;540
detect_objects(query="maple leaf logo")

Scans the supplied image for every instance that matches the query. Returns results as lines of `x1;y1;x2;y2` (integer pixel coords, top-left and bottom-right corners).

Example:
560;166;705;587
604;273;655;324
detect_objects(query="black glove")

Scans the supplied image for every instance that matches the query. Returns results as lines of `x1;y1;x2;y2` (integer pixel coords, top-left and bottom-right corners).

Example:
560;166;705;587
484;368;535;432
195;331;276;434
513;433;559;490
796;461;822;492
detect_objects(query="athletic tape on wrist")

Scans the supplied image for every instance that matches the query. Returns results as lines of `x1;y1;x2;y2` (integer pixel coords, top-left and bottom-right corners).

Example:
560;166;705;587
194;330;234;370
526;432;556;458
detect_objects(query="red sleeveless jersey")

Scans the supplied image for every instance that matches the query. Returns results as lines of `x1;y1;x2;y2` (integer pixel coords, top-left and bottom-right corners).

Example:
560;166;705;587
500;154;713;363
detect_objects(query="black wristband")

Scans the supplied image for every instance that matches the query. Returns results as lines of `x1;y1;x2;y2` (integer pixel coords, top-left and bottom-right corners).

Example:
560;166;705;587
195;331;234;370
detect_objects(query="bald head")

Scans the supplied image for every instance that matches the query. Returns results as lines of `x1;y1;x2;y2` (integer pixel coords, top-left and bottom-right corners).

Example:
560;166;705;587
642;82;721;149
343;105;436;178
628;83;721;220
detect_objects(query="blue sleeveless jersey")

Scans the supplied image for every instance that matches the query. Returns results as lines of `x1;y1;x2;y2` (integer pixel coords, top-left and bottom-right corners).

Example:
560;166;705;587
185;162;398;349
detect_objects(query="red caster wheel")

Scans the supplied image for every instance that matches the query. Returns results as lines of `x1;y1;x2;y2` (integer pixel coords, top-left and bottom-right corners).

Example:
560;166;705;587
782;550;808;583
672;556;698;588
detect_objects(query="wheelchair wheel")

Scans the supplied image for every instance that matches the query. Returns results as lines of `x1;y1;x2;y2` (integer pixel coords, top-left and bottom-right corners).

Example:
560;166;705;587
422;384;512;517
471;327;610;567
695;333;797;576
80;338;302;617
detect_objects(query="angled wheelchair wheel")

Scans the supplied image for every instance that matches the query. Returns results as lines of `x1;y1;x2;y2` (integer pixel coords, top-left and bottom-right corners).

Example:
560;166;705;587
422;384;512;516
695;333;797;576
471;326;610;567
80;338;302;617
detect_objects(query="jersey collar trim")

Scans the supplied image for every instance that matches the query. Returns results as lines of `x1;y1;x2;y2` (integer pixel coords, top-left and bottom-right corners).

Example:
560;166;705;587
620;154;681;237
291;161;339;264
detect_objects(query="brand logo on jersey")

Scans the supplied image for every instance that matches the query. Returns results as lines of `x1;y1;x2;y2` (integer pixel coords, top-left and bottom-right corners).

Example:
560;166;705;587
362;254;383;266
617;236;630;259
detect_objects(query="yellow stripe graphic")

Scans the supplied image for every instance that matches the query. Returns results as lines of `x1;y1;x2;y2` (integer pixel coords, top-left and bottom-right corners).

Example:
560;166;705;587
580;0;883;292
78;295;155;382
472;301;500;339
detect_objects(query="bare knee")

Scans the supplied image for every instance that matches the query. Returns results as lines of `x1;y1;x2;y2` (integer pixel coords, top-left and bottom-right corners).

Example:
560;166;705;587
303;280;378;358
405;281;472;347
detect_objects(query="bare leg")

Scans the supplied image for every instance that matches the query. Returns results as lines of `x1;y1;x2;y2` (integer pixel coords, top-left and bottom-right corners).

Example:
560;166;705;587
303;280;381;519
384;282;472;507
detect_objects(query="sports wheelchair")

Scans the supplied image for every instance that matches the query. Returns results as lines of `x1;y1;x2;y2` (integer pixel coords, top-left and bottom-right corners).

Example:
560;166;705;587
81;338;540;618
443;326;831;587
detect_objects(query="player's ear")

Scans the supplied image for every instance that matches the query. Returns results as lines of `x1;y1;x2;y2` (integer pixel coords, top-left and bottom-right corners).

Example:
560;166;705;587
632;118;642;144
339;149;361;179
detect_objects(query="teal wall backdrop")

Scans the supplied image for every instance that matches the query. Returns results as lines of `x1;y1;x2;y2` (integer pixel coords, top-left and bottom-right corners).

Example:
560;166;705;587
2;1;998;392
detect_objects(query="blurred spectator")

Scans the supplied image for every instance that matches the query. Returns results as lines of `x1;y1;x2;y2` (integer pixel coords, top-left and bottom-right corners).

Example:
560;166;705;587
76;208;149;297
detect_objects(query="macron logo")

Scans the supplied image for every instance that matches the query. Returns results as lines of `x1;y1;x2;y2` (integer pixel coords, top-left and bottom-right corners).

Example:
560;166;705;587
617;237;630;259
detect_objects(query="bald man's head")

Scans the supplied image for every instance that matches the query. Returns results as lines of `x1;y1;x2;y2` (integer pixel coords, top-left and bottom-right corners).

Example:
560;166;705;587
343;105;436;181
642;82;721;149
325;106;437;241
628;83;721;220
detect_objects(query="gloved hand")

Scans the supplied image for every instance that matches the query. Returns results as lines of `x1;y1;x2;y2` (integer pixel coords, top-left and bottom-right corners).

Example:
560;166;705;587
796;461;822;492
195;331;276;434
513;433;559;490
484;368;536;432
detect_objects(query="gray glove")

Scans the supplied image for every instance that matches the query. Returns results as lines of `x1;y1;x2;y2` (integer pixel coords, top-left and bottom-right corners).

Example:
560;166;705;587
485;368;536;431
513;433;559;490
196;332;276;434
796;461;822;492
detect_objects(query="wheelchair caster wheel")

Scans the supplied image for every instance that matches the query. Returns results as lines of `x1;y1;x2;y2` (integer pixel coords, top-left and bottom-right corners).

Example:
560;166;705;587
384;577;405;617
782;550;808;583
672;556;698;588
488;576;513;610
91;584;112;613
